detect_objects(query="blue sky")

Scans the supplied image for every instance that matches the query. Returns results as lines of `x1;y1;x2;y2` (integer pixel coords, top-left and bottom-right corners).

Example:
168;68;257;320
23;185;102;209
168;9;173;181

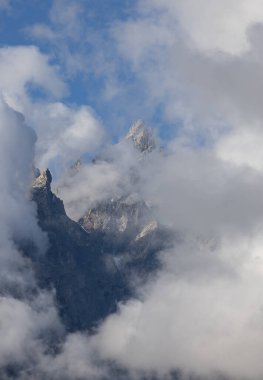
0;0;180;144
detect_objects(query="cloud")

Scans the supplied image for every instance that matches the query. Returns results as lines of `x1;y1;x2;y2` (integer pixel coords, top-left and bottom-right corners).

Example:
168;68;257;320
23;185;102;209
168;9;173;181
139;148;263;236
0;45;66;110
0;0;9;9
95;235;263;379
216;127;263;171
90;144;263;379
141;0;263;55
24;2;263;379
27;101;105;172
28;0;89;75
0;98;47;273
56;139;141;220
0;98;63;376
112;0;263;146
0;44;104;173
0;294;61;369
43;333;105;380
0;95;101;380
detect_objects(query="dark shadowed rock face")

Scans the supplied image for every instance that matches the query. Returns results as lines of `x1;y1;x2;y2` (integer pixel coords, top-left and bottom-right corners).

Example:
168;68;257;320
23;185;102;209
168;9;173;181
30;169;170;333
30;169;130;332
28;124;171;334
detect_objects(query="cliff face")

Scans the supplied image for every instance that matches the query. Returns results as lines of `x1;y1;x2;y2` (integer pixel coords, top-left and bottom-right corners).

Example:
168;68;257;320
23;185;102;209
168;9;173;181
30;168;168;333
78;121;162;246
125;119;156;153
77;121;170;277
28;123;170;333
31;169;129;332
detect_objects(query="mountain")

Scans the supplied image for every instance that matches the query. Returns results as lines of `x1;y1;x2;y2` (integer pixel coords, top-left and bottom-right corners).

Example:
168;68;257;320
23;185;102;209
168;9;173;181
29;124;171;333
78;121;162;245
30;169;129;332
77;121;170;273
125;119;156;153
0;122;175;380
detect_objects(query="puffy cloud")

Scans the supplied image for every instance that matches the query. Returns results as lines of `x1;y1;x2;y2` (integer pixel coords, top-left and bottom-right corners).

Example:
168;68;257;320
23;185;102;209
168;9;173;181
43;333;105;380
0;94;100;380
216;127;263;171
0;96;110;380
0;44;104;172
56;139;140;220
0;45;66;110
142;0;263;55
139;148;263;236
0;98;47;287
27;101;105;171
0;294;61;368
95;233;263;379
0;98;63;376
91;144;263;379
112;0;263;146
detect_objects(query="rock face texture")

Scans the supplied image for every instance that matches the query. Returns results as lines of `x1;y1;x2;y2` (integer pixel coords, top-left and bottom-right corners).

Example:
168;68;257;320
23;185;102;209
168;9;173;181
30;172;169;333
77;121;170;274
78;121;160;243
125;119;156;153
28;123;170;333
79;194;155;239
31;169;129;332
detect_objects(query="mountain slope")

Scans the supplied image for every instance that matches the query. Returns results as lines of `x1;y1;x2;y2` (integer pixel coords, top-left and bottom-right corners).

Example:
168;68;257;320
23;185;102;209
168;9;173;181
30;169;129;332
30;166;169;333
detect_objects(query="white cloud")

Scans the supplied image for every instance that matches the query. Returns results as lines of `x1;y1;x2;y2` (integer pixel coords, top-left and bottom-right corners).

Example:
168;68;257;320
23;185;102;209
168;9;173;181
43;333;105;380
75;138;263;379
0;98;65;377
142;0;263;55
0;46;66;110
216;127;263;171
0;294;61;368
95;233;263;379
91;145;263;378
57;140;140;220
113;0;263;142
0;45;104;172
27;101;105;171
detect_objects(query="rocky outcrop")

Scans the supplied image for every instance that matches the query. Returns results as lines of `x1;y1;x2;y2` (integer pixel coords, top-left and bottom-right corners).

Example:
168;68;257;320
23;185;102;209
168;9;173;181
79;194;155;238
126;119;156;153
78;122;168;258
31;169;129;332
28;124;170;333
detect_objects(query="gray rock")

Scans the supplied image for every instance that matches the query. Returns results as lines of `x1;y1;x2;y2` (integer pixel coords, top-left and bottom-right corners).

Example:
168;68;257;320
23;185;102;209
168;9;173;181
126;119;156;153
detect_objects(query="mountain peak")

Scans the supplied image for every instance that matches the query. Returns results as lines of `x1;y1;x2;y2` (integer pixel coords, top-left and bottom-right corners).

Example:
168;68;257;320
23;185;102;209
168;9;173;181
125;120;156;153
32;168;52;190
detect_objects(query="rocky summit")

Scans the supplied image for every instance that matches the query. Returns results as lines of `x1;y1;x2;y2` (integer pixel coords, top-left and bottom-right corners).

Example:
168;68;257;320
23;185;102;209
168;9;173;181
28;124;170;333
31;168;129;332
125;119;156;153
78;120;161;246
